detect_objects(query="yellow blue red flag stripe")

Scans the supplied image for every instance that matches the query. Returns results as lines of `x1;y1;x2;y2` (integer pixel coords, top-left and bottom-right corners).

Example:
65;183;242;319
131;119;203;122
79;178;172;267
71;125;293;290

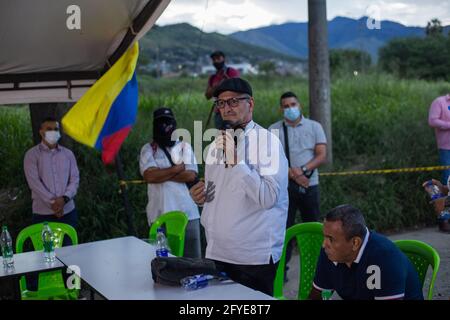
62;43;139;164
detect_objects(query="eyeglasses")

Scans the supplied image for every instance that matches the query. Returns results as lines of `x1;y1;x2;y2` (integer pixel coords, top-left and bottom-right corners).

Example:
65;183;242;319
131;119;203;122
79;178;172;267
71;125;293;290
214;97;249;109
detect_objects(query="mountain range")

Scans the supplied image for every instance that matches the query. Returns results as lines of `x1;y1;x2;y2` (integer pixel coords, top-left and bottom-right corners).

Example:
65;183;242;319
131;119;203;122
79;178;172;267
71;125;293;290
230;16;450;61
139;23;301;69
139;17;450;69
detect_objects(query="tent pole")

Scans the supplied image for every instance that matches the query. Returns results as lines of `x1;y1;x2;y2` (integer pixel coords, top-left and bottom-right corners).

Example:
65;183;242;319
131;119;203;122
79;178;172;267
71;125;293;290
115;152;136;236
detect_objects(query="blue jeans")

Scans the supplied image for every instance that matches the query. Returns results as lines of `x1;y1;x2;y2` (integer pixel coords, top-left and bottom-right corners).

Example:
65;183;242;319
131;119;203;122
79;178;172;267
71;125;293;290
439;149;450;185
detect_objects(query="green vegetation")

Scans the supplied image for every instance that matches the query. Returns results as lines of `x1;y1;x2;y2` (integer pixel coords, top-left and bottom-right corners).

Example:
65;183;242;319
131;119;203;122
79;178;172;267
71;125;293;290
329;49;372;76
379;22;450;81
0;73;448;243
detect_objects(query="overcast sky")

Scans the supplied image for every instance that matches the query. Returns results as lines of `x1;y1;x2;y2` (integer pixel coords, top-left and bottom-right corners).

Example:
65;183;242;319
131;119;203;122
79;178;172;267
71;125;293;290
157;0;450;34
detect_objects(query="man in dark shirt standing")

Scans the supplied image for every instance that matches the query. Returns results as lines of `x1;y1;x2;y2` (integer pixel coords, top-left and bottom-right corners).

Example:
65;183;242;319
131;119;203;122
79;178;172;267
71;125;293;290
204;51;240;129
310;205;423;300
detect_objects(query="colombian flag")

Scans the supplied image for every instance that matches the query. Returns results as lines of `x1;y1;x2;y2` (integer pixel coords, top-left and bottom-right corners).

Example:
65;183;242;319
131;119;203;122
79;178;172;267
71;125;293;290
62;43;139;165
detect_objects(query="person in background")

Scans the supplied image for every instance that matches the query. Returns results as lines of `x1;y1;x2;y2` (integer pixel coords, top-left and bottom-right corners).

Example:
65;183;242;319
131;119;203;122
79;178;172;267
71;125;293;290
140;107;201;258
269;91;327;278
24;117;79;229
23;117;79;291
309;205;423;300
204;50;240;129
428;93;450;184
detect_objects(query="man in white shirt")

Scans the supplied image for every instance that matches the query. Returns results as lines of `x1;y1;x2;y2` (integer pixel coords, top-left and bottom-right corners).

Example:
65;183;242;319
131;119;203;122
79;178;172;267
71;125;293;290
190;78;289;296
140;107;201;258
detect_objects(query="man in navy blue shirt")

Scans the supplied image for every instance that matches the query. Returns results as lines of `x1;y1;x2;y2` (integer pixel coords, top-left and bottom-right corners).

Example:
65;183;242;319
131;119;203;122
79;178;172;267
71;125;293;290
309;205;424;300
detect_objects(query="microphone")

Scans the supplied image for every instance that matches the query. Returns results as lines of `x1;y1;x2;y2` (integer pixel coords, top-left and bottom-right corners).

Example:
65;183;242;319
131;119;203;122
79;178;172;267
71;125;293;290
219;121;236;168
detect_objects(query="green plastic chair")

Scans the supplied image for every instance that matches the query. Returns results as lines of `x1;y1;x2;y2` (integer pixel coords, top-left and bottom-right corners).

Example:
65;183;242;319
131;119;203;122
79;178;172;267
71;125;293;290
149;211;189;257
274;222;324;300
15;222;79;300
394;239;440;300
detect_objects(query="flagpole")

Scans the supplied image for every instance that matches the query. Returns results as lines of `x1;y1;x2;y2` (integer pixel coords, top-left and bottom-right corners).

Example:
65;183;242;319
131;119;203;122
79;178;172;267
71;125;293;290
115;152;136;236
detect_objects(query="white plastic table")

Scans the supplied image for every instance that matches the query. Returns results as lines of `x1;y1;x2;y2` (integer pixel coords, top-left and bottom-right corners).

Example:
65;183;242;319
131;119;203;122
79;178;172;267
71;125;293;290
0;251;65;299
55;236;274;300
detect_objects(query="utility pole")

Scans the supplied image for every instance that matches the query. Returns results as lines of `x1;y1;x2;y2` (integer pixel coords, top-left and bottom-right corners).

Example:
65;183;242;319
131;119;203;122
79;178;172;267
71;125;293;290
308;0;333;164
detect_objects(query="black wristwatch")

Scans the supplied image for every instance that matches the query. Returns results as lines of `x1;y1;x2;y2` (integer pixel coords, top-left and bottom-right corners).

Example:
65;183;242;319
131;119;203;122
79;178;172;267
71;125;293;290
301;166;308;175
63;196;70;204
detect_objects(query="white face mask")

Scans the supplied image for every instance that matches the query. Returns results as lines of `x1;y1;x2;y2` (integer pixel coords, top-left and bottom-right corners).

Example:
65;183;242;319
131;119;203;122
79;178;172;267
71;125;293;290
44;131;61;145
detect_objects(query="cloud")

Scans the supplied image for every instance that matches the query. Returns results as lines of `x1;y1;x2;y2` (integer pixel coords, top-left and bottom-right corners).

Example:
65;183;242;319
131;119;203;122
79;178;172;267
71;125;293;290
157;0;450;33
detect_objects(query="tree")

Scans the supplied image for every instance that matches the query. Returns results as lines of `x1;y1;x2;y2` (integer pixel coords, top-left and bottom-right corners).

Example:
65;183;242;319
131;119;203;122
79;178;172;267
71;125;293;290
426;18;443;36
257;60;277;76
329;49;372;76
378;35;450;81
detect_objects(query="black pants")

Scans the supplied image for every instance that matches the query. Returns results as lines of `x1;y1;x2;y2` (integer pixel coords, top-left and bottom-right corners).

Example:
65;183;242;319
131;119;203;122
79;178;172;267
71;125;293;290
213;257;279;296
26;209;78;291
285;183;320;264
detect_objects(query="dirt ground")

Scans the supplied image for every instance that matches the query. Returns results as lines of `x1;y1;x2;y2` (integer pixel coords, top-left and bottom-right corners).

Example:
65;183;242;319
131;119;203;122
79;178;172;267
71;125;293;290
283;227;450;300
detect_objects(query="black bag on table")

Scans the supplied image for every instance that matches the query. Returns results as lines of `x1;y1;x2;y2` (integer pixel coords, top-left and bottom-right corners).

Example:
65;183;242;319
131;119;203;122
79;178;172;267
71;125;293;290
151;257;223;286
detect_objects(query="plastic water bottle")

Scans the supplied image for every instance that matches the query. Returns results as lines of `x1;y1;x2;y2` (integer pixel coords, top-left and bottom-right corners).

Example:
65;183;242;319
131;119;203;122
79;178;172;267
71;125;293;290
155;227;169;257
424;180;445;201
180;272;229;290
1;226;14;269
181;274;215;290
41;222;56;263
322;290;333;300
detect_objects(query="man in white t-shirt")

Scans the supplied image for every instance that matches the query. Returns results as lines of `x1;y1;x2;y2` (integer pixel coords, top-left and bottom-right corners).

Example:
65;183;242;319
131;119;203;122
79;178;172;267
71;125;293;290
140;107;201;258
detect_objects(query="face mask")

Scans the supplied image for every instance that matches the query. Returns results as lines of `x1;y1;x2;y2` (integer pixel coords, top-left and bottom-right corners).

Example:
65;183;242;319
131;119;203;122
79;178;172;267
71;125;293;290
154;118;177;148
213;61;225;71
283;106;301;121
44;131;61;145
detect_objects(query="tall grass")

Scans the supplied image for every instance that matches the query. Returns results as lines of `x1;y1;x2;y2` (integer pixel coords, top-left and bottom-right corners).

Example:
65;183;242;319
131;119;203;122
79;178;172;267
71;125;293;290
0;73;448;242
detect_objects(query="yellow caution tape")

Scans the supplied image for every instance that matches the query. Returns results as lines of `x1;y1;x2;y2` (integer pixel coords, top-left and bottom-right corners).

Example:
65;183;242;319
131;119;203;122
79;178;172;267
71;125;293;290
118;165;450;187
119;180;146;187
319;165;450;177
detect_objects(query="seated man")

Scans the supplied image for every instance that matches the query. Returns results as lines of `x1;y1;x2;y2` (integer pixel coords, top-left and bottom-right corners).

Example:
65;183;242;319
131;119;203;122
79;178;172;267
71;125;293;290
309;205;424;300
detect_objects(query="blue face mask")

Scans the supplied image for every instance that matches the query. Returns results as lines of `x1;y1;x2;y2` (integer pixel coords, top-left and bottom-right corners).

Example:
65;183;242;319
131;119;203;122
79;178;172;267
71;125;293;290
283;106;301;121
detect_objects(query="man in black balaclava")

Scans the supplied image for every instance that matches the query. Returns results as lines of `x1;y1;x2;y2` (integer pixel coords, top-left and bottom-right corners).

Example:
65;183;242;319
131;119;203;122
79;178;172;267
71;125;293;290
139;107;202;258
153;108;177;148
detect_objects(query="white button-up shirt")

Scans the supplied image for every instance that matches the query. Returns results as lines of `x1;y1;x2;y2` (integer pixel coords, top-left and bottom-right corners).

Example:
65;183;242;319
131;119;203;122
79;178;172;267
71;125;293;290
201;121;289;265
139;141;200;225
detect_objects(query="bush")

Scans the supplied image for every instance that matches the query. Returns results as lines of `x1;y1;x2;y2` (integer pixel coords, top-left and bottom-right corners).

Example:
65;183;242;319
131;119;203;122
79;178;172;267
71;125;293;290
378;34;450;81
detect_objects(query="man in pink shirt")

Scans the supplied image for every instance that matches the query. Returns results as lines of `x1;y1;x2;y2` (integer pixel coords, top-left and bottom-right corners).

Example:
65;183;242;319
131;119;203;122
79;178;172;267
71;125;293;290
428;94;450;184
23;117;80;291
24;117;79;228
